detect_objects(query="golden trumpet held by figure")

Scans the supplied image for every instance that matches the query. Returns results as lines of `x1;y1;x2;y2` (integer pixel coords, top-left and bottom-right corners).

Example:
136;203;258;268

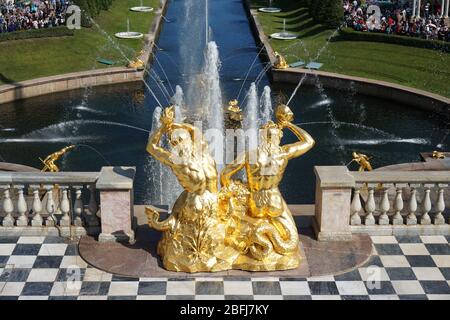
40;145;75;172
145;104;315;272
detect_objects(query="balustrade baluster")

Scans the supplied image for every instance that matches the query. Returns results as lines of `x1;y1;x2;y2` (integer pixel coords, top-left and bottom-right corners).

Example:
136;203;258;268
31;186;43;227
434;185;447;225
16;186;28;226
60;188;71;227
392;186;404;225
2;187;15;227
379;185;390;225
45;187;56;227
85;184;100;227
350;188;362;225
364;186;376;225
406;186;418;225
73;187;84;227
420;185;432;225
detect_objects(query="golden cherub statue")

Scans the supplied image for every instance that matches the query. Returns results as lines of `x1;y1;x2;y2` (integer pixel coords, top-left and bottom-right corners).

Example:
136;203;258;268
350;152;373;171
145;104;315;272
40;145;75;172
432;151;445;159
274;51;289;69
227;99;243;122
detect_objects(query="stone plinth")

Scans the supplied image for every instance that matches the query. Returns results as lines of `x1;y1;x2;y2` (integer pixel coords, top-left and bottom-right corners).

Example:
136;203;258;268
96;167;136;243
313;166;355;241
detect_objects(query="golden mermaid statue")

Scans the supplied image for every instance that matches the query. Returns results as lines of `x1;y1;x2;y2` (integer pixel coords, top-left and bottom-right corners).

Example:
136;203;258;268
220;104;315;271
145;107;235;272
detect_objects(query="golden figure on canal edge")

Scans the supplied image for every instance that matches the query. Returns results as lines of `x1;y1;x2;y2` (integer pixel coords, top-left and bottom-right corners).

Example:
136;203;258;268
145;104;315;272
40;145;75;172
350;152;373;172
432;150;445;159
274;51;289;69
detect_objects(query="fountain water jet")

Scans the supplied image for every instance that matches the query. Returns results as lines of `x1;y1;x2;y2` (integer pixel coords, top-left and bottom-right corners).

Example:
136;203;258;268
260;86;273;123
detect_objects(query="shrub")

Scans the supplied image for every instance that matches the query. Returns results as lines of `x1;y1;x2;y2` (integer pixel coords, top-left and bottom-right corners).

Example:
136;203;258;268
0;26;74;42
337;28;450;52
73;0;114;27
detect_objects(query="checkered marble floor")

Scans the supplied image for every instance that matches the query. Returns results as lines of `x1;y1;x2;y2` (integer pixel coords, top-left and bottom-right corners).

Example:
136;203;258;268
0;235;449;300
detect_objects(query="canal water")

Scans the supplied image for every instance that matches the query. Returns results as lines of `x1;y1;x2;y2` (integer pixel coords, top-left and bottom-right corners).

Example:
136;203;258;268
0;0;448;204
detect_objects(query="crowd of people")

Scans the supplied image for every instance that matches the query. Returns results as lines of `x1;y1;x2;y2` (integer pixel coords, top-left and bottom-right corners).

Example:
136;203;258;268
0;0;70;33
343;0;450;42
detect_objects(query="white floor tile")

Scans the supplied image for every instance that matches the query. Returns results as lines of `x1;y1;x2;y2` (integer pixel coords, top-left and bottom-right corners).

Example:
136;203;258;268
108;281;139;296
27;269;59;282
432;255;450;268
166;281;195;295
50;281;82;296
370;236;398;244
420;236;447;244
38;244;68;256
223;281;253;295
369;295;399;300
399;244;429;256
83;268;112;282
60;256;87;268
0;244;16;256
17;237;45;244
254;295;283;300
18;296;48;300
0;282;25;296
279;281;311;296
195;295;224;300
391;280;425;295
136;295;166;300
6;256;36;268
412;267;445;281
335;281;368;296
379;255;410;268
311;295;341;300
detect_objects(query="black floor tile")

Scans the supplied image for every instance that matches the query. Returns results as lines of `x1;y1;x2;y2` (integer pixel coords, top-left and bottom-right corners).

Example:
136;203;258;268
398;294;428;300
21;282;53;296
385;268;417;281
33;256;63;268
138;281;167;295
334;269;362;281
374;244;403;255
79;281;110;296
225;295;255;300
420;281;450;294
307;282;339;295
424;244;450;255
196;281;224;295
12;244;41;256
395;236;422;244
406;256;437;267
0;268;31;282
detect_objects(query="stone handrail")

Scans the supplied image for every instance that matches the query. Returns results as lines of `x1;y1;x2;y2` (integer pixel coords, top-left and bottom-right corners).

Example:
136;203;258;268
0;166;136;242
314;166;450;240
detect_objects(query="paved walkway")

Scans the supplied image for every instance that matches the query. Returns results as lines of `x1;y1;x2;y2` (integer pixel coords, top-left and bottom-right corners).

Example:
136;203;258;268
0;235;449;300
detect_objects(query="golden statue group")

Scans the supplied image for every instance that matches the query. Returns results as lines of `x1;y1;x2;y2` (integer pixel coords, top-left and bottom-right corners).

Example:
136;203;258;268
145;103;315;272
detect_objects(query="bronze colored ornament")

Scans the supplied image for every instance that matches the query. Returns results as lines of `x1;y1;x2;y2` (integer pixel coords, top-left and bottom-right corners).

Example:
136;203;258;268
274;51;289;69
146;104;315;272
350;152;373;172
40;145;75;172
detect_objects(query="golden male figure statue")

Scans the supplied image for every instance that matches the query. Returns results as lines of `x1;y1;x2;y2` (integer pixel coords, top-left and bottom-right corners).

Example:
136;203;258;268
40;145;75;172
145;107;233;272
220;104;315;271
351;152;373;171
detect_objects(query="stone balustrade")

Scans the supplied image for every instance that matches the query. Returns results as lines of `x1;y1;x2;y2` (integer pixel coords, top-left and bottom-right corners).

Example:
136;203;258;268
0;167;135;242
314;166;450;240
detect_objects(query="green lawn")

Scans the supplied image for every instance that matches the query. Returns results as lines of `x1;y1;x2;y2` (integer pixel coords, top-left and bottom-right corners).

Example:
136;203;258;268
251;0;450;98
0;0;159;84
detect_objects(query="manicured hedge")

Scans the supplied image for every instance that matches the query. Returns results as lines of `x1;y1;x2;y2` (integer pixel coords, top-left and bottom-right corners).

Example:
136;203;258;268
73;0;114;27
337;27;450;52
0;26;74;42
309;0;343;28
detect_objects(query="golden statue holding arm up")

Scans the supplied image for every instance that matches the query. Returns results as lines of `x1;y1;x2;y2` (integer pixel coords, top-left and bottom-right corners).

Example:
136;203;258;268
145;104;315;272
350;152;373;172
40;145;75;172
